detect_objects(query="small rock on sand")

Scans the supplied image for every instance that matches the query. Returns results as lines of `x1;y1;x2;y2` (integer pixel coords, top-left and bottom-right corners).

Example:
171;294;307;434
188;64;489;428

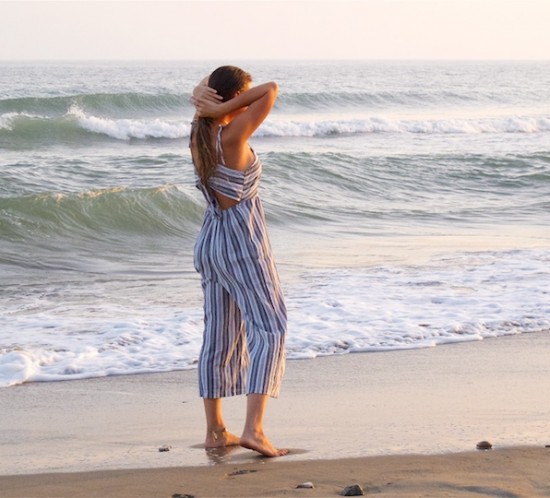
296;481;315;489
476;441;492;450
159;444;172;452
342;484;365;496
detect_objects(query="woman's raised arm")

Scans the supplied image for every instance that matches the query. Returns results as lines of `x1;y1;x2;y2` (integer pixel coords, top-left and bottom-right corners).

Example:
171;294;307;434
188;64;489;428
225;82;278;144
193;81;278;144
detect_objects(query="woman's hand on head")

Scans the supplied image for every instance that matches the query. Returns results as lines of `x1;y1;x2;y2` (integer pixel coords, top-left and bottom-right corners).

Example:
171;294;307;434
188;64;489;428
191;84;224;118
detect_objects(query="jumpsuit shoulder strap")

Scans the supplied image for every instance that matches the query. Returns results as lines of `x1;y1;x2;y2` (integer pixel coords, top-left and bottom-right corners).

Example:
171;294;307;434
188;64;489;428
216;125;226;166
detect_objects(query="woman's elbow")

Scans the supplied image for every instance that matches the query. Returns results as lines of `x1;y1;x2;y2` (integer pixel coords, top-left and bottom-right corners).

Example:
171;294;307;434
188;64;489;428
269;81;279;96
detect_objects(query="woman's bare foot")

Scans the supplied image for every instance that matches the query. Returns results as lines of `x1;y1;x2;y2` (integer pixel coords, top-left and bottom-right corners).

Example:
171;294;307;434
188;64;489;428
204;428;241;448
240;430;288;457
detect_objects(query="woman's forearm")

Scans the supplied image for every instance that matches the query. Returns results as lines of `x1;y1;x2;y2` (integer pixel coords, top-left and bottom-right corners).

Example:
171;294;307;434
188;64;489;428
219;82;278;115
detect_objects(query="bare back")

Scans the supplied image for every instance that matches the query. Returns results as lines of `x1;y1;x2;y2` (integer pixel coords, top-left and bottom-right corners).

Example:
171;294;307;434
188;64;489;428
191;122;255;210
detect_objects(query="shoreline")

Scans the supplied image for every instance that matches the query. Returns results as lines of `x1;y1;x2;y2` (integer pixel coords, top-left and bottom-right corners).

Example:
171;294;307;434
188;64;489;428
1;332;550;495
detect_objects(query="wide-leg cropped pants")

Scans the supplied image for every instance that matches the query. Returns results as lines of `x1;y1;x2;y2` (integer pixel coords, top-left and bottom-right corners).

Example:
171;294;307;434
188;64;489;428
194;197;286;399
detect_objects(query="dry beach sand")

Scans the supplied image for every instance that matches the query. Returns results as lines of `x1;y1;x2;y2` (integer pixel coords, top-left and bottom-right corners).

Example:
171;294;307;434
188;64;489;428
1;332;550;497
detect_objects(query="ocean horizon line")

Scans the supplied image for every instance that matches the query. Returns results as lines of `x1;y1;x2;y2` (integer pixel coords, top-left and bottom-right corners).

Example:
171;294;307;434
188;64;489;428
1;57;550;65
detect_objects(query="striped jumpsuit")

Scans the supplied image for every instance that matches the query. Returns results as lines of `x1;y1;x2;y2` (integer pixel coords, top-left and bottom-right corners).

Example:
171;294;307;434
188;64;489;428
192;125;286;399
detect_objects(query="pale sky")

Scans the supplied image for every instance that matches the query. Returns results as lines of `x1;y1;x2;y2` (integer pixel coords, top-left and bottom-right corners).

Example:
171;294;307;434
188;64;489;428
1;0;549;60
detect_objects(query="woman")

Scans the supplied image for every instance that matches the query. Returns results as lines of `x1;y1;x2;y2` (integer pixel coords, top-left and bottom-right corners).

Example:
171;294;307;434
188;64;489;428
189;66;287;457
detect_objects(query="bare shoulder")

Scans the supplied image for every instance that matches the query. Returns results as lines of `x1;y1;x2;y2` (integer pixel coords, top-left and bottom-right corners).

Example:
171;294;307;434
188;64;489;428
220;125;254;171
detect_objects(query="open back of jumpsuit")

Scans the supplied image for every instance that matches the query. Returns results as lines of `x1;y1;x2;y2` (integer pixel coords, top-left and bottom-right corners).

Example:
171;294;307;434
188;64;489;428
192;125;286;399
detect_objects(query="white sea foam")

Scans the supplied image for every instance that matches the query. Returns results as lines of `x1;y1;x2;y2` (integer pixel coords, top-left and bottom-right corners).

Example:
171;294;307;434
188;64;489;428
0;112;17;130
69;112;550;140
0;111;45;130
3;108;548;141
0;309;204;388
257;116;550;137
67;105;190;140
285;250;549;358
1;249;548;388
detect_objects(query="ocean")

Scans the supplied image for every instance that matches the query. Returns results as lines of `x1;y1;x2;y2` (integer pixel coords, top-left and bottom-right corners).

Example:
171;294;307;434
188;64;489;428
1;60;549;388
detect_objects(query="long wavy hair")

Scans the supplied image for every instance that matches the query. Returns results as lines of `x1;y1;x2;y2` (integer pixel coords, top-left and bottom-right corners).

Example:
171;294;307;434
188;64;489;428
193;66;252;188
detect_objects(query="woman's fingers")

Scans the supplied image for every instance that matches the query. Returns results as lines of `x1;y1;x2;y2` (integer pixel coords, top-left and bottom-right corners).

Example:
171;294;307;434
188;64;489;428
190;82;225;118
207;88;223;101
193;85;223;103
191;88;224;118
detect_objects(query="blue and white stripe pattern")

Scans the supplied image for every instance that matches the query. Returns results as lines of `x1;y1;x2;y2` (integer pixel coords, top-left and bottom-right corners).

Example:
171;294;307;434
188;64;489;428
193;126;286;398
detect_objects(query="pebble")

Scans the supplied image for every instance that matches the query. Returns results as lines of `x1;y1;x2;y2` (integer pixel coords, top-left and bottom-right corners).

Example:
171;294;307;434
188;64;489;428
342;484;365;496
171;494;194;498
476;441;492;450
159;444;172;452
296;481;315;489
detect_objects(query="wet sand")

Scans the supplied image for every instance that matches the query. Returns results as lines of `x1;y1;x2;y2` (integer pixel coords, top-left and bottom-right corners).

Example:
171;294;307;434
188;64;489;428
2;446;550;497
1;332;550;496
